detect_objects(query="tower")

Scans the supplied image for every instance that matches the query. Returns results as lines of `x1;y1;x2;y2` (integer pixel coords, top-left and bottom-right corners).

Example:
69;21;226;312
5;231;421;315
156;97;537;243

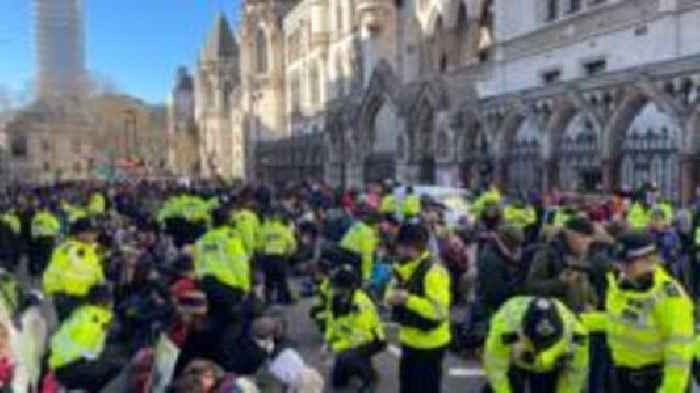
194;13;240;178
239;0;293;141
34;0;86;99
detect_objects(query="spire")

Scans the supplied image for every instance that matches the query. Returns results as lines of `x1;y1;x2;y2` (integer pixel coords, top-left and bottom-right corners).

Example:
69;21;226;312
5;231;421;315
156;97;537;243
201;13;238;60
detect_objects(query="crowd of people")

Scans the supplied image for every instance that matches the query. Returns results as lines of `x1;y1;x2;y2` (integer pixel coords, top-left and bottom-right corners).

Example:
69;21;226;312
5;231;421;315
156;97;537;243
0;178;696;393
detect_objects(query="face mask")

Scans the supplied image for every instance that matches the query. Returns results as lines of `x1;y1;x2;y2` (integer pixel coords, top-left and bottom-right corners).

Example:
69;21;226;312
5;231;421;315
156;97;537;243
255;337;275;354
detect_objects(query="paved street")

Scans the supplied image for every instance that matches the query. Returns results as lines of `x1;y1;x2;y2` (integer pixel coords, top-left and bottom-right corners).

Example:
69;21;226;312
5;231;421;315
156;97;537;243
283;289;487;393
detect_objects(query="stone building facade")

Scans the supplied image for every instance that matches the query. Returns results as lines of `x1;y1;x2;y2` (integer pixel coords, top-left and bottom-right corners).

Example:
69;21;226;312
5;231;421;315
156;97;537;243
185;0;700;203
169;15;247;180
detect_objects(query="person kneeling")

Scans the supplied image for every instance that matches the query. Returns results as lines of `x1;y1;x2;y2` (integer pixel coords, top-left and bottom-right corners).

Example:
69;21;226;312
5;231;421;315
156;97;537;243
325;265;386;392
48;284;126;392
483;297;588;393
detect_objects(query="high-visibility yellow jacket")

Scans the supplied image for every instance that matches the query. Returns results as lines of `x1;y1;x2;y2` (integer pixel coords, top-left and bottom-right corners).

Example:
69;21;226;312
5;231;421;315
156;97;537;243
385;251;451;349
48;305;112;369
62;203;88;225
581;266;694;393
627;202;650;231
43;239;105;297
340;222;378;282
326;289;385;353
31;210;60;238
232;209;261;258
401;194;421;218
259;218;296;257
380;194;397;215
504;205;537;230
483;297;588;393
87;193;106;216
193;226;250;293
311;278;331;332
157;195;211;225
0;210;20;235
470;187;502;218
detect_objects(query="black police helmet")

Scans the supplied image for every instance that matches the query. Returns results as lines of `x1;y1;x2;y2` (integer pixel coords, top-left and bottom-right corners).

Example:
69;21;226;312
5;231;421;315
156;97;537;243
522;298;564;351
70;217;95;236
331;264;360;290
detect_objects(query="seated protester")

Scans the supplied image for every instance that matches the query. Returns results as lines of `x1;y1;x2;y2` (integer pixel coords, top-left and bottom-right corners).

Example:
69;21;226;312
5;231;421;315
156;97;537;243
116;259;172;352
48;285;128;392
172;359;260;393
0;323;14;392
483;297;588;393
223;316;283;375
325;265;386;392
368;246;393;304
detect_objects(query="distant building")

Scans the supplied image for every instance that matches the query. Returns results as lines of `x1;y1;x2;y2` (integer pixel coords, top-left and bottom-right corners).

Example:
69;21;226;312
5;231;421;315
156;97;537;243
34;0;86;99
168;15;247;180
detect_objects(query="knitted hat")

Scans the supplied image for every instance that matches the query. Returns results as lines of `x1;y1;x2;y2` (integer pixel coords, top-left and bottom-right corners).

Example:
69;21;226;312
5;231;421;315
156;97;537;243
171;279;208;316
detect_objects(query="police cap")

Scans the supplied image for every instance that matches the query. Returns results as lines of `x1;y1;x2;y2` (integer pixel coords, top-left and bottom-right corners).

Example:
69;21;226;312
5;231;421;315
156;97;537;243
616;232;656;263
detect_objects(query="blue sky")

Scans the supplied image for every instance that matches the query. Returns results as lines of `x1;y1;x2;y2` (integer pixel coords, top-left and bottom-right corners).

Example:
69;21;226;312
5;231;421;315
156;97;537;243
0;0;239;104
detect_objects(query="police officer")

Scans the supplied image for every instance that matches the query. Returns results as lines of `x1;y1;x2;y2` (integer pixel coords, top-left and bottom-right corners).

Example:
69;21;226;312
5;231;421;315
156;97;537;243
29;203;60;277
259;208;296;304
193;207;251;331
43;218;105;322
230;194;261;260
48;284;126;391
503;198;537;231
340;204;379;283
325;265;386;392
400;186;421;222
583;232;694;393
385;223;450;393
379;184;397;219
470;184;502;219
483;296;588;393
0;204;22;272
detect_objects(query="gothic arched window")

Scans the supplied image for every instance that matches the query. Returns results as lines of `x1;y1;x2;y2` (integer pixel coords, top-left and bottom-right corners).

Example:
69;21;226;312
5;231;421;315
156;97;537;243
256;28;268;73
336;54;345;97
310;63;320;106
620;102;680;200
336;0;344;33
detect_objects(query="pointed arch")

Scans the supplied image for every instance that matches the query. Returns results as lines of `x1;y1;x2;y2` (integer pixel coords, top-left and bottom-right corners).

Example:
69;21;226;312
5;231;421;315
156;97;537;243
358;59;401;140
255;28;269;73
604;88;687;158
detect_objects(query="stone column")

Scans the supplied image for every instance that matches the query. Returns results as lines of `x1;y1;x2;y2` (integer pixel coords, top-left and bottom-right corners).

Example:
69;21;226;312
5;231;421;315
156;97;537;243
601;158;614;193
545;159;558;194
679;154;696;206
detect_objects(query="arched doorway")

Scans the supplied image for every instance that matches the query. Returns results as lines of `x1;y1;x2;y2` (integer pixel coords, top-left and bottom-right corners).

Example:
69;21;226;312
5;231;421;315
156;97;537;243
416;104;436;184
619;102;680;200
507;117;542;194
460;123;492;189
363;101;400;183
558;113;601;192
